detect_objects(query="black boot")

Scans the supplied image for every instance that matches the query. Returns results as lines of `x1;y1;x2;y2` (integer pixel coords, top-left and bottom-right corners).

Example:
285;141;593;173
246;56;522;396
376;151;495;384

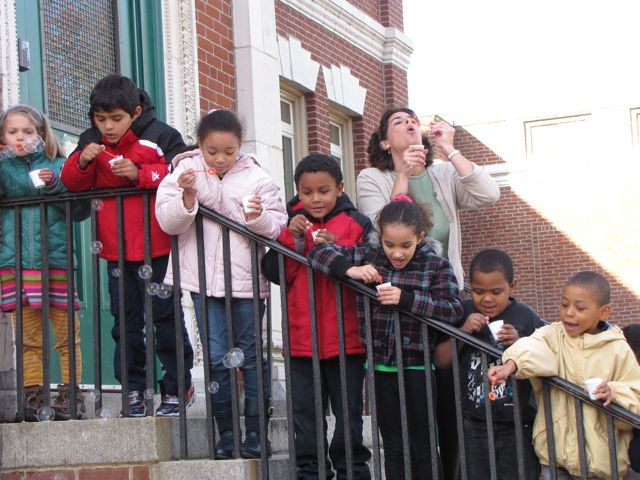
240;397;271;459
213;401;234;459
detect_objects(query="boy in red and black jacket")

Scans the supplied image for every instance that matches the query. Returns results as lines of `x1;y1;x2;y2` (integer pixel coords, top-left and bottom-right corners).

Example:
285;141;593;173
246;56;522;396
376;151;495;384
264;154;372;479
60;74;193;417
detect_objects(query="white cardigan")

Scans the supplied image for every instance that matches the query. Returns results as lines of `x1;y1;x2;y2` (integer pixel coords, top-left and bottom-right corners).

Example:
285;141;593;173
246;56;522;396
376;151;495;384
356;162;500;289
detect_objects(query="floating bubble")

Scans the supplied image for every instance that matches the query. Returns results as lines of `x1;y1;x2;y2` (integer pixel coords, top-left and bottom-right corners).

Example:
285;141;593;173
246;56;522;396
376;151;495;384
111;268;122;278
146;282;159;296
143;388;155;400
157;283;173;299
96;408;112;420
90;240;103;254
222;347;245;369
91;198;104;211
22;136;46;154
208;381;220;394
138;264;153;280
81;430;90;441
87;388;101;401
36;406;55;422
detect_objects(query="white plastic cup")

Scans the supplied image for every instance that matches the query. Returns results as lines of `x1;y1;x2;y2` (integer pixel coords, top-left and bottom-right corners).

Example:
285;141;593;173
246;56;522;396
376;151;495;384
376;282;392;292
585;377;603;400
29;169;46;189
242;195;256;214
311;230;319;241
109;155;123;167
488;320;504;341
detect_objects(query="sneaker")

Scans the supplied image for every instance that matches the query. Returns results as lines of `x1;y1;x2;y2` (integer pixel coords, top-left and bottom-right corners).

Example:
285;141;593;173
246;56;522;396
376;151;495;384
155;384;196;417
127;390;147;417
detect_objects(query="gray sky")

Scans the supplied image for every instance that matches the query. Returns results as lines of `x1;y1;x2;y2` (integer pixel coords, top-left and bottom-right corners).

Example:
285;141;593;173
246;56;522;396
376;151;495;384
404;0;640;124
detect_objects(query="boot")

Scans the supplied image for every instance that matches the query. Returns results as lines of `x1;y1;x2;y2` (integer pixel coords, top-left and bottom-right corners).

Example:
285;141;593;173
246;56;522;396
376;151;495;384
213;401;235;459
22;386;43;422
52;384;85;421
240;397;272;459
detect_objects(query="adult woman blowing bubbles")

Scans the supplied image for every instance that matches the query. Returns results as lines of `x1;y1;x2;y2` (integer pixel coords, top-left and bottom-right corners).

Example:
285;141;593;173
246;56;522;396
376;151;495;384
356;106;500;479
356;106;499;290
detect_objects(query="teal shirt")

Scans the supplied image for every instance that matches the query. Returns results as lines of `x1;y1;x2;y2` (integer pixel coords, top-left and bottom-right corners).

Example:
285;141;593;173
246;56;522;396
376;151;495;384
398;171;450;257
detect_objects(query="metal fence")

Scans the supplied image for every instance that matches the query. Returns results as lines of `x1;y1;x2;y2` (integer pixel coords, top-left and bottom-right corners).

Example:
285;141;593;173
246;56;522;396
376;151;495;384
1;188;639;480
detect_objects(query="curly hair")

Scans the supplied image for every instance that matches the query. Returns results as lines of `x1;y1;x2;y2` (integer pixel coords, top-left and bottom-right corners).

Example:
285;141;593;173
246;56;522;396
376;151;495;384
367;106;433;171
378;195;433;236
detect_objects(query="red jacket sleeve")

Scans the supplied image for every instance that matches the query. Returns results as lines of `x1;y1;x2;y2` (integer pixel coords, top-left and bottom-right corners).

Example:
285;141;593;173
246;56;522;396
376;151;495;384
60;148;97;192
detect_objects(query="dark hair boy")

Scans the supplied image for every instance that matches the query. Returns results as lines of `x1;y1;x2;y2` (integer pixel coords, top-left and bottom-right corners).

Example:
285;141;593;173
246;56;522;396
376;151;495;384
434;248;545;480
264;153;372;479
60;74;194;417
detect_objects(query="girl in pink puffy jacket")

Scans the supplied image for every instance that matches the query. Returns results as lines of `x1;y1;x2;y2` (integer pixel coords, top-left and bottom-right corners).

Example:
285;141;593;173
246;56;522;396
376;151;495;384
155;110;287;459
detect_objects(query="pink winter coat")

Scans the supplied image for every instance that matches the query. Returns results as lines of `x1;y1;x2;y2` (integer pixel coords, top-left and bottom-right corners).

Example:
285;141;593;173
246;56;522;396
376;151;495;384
155;149;287;298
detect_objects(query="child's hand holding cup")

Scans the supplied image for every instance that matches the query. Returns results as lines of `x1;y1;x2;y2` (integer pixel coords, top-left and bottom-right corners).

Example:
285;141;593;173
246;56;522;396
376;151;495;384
488;320;504;343
242;195;262;221
29;168;53;189
585;377;604;401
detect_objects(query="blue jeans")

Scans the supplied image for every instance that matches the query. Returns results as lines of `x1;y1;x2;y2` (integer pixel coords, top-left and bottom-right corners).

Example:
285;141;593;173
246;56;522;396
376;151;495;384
192;295;270;403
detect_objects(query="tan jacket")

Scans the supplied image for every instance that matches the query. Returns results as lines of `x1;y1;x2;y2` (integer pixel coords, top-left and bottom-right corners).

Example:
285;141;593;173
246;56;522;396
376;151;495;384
356;162;500;289
503;322;640;478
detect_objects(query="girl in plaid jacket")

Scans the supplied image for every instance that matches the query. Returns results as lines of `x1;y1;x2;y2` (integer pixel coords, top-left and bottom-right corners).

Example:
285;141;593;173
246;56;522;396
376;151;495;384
308;196;463;479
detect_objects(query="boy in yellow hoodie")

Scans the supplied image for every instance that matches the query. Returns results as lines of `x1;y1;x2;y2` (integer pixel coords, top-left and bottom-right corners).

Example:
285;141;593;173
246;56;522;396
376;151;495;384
488;271;640;479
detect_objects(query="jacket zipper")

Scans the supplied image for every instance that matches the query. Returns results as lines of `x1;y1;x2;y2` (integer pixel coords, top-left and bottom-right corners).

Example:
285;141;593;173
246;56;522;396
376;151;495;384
25;158;36;267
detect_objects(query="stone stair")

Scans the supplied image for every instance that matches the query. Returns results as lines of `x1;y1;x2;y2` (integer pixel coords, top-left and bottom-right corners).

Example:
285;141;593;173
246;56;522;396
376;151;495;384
0;403;379;479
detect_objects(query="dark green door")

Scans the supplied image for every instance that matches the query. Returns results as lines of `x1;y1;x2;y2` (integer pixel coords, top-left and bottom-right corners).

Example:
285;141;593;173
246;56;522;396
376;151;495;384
15;0;167;387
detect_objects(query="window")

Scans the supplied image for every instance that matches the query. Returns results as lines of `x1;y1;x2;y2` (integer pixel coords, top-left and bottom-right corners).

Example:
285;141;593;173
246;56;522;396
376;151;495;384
280;87;307;199
329;112;355;198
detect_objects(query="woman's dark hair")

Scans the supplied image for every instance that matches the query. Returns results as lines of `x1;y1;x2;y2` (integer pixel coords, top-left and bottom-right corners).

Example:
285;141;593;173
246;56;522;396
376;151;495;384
377;197;433;237
367;106;433;171
469;249;514;284
196;109;243;143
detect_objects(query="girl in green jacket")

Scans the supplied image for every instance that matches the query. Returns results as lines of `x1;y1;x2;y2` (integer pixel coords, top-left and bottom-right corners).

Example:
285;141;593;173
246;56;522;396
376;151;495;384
0;105;82;421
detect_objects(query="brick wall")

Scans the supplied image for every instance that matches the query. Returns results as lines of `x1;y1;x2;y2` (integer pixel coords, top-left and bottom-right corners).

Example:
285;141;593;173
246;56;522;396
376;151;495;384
275;1;408;167
455;126;640;326
345;0;379;21
380;0;404;28
195;0;236;114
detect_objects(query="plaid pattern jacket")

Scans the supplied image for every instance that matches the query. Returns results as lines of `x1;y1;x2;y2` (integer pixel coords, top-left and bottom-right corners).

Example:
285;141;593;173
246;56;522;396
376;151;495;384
308;241;463;367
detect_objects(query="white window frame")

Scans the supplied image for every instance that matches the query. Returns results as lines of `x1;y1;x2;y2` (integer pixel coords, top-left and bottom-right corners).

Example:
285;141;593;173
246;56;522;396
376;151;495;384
280;86;307;200
329;111;355;199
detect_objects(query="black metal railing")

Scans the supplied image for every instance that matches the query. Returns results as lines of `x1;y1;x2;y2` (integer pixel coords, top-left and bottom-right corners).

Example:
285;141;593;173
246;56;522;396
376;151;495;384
1;188;639;480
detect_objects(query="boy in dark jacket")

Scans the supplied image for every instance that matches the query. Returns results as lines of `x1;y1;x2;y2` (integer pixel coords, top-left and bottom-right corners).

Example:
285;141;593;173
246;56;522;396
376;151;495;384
60;74;193;417
434;249;545;479
266;154;372;479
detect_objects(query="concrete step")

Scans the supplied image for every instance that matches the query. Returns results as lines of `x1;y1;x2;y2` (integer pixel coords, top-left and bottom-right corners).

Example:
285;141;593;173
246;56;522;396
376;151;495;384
0;414;377;469
150;456;290;480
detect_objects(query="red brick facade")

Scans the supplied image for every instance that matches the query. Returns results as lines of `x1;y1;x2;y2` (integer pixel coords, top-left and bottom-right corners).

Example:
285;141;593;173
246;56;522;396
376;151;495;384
195;0;236;113
455;128;640;326
275;1;407;168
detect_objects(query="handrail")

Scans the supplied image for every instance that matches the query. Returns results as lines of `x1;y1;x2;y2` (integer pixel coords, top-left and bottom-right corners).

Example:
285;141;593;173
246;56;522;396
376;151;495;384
3;187;639;431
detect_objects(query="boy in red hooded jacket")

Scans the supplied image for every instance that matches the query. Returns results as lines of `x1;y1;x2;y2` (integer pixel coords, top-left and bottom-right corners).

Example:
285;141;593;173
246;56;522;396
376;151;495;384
61;74;193;417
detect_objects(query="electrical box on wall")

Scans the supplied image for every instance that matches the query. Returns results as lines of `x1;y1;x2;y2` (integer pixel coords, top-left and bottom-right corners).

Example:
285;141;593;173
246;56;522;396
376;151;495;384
18;38;30;72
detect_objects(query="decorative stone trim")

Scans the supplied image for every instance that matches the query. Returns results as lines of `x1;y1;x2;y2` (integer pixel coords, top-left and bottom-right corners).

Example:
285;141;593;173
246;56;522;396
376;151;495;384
161;0;199;144
321;64;366;116
279;0;413;70
0;0;19;108
278;35;319;92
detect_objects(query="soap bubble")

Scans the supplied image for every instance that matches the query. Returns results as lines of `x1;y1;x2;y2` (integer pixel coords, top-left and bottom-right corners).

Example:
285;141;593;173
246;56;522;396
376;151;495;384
138;264;153;280
52;474;66;480
90;240;103;254
36;406;55;422
222;348;245;369
157;284;173;299
91;198;104;211
96;408;112;421
143;388;155;400
80;430;90;441
208;381;220;394
111;268;121;278
87;388;101;401
146;282;159;296
23;136;45;154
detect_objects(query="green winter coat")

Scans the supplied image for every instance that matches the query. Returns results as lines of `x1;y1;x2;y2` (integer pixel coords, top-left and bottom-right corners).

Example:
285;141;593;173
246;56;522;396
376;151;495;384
0;151;73;269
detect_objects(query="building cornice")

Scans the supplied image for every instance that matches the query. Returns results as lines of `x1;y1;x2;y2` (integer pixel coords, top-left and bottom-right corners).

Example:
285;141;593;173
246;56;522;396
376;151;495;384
278;0;413;70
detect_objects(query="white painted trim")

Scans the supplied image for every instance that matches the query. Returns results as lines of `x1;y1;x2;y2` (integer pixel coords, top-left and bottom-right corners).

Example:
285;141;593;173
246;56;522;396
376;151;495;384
0;0;19;108
278;35;319;92
161;0;200;144
279;0;413;70
322;64;366;116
